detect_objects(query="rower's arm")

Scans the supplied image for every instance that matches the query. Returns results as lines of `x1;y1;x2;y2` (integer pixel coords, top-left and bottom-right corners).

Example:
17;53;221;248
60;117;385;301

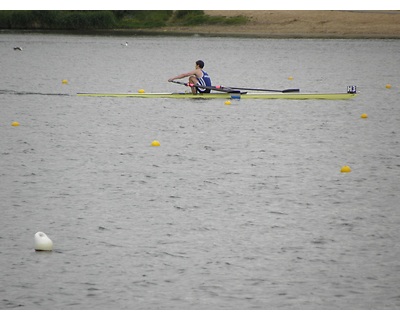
168;70;197;81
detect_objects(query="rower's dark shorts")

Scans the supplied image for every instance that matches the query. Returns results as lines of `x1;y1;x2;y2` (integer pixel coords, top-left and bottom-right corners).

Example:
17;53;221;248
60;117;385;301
197;88;211;94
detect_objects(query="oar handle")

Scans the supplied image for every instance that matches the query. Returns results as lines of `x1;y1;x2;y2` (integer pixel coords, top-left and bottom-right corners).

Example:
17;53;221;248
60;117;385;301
169;80;241;93
170;80;190;86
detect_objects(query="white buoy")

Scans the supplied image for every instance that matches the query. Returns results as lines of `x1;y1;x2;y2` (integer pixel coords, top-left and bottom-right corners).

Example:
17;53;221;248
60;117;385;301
34;232;53;251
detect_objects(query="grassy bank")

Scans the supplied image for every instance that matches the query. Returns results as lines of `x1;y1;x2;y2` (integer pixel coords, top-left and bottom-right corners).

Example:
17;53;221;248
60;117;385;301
0;10;248;30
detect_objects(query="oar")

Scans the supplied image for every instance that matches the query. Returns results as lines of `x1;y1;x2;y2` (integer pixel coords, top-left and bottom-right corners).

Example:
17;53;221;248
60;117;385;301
170;80;241;93
217;85;300;93
170;80;299;93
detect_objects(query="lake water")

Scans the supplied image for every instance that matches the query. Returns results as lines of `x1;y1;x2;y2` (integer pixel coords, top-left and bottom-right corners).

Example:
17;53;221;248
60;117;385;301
1;32;400;310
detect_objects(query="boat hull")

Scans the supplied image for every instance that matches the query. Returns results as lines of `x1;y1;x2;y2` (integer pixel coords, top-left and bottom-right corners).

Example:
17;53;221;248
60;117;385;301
77;92;356;100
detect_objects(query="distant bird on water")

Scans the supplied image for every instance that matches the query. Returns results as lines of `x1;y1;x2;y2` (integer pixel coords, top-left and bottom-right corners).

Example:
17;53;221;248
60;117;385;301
121;42;128;47
13;47;22;51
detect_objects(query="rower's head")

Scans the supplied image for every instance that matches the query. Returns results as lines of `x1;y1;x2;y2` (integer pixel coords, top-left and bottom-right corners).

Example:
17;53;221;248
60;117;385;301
196;60;205;69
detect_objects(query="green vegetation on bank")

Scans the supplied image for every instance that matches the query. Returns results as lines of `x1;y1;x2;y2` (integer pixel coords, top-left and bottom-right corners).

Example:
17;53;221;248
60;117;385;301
0;10;249;30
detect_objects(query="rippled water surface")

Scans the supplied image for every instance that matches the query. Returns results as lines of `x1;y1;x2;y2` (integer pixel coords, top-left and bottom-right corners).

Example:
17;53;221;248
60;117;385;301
1;33;400;310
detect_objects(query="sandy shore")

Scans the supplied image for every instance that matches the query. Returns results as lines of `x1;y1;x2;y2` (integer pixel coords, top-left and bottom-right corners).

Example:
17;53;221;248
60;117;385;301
152;10;400;38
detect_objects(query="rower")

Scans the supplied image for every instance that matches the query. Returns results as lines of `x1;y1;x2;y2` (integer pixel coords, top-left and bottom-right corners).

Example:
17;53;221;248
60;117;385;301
168;60;212;94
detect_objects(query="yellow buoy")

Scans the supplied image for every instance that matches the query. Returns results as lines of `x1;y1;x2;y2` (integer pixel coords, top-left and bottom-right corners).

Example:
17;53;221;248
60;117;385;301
385;84;391;89
224;100;231;105
138;89;145;93
11;121;20;127
361;113;368;119
341;165;352;173
62;79;68;84
288;76;294;80
151;140;160;147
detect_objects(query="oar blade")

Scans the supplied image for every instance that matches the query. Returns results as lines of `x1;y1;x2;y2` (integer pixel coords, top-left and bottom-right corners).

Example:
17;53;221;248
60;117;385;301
282;89;300;93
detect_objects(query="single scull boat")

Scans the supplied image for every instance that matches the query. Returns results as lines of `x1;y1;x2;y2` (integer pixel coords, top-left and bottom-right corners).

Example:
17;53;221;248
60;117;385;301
77;84;357;100
77;91;356;100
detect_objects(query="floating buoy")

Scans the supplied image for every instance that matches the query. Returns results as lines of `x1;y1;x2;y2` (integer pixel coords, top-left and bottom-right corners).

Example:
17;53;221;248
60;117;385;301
224;100;231;105
34;232;53;251
62;79;68;85
341;165;352;173
288;76;294;80
385;84;391;89
361;113;368;119
151;140;160;147
138;89;145;93
11;121;20;127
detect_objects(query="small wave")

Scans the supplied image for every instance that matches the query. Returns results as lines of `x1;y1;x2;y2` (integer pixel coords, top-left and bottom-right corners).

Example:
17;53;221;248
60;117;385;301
0;89;70;96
